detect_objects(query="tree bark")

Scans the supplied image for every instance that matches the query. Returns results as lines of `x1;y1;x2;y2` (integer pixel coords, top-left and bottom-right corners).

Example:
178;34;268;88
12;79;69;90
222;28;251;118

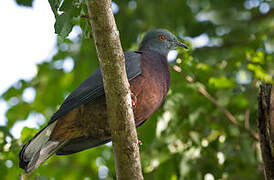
258;84;274;180
85;0;143;179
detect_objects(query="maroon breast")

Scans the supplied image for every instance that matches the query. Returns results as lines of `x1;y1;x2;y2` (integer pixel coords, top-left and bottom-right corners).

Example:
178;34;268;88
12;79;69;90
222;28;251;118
130;50;170;126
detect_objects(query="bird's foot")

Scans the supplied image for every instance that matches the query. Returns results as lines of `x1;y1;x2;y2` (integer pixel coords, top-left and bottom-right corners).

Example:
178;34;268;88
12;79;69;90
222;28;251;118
138;139;143;146
130;92;137;109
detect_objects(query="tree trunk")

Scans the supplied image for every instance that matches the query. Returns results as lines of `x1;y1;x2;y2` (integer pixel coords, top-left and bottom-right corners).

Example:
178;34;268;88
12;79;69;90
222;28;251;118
258;84;274;180
85;0;143;179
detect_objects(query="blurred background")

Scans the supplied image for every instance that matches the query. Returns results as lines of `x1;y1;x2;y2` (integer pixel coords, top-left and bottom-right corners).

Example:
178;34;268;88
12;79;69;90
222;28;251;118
0;0;273;179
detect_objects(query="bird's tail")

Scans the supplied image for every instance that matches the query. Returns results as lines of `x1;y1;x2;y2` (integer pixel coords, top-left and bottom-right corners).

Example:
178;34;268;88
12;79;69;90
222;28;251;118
19;121;66;173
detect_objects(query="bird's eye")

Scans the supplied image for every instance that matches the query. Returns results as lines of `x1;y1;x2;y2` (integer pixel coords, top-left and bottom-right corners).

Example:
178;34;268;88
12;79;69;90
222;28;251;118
158;34;166;41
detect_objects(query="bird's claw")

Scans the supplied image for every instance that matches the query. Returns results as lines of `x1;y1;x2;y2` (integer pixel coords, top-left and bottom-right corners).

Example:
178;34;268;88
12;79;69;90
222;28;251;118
130;92;137;109
138;139;143;146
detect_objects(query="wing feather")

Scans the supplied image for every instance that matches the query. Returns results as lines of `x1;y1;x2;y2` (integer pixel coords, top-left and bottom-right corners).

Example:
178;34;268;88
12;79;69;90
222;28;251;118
49;51;142;124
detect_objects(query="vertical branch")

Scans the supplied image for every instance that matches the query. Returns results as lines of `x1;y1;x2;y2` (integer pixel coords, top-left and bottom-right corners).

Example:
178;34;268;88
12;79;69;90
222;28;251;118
258;84;274;180
85;0;143;179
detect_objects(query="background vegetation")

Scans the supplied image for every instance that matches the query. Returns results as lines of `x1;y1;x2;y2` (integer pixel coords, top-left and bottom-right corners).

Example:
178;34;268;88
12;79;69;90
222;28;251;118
1;0;273;179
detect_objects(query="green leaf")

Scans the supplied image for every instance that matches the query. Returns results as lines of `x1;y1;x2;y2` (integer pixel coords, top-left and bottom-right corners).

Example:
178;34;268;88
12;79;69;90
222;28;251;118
79;18;91;39
209;76;234;89
48;0;61;17
54;12;73;38
15;0;33;7
59;0;73;12
51;0;81;38
248;64;273;83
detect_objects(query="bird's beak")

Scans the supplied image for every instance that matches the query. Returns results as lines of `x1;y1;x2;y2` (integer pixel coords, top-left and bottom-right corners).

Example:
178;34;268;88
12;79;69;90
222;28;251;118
176;41;188;49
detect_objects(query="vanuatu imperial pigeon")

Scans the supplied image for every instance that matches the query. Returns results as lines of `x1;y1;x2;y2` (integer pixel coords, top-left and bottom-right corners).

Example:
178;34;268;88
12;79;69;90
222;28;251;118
19;29;188;173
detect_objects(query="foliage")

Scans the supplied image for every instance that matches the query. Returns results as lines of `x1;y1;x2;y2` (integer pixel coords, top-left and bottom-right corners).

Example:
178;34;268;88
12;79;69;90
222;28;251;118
1;0;273;179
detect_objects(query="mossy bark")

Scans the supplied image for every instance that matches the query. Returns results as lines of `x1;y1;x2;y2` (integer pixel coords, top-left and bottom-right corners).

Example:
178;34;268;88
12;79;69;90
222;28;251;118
85;0;143;179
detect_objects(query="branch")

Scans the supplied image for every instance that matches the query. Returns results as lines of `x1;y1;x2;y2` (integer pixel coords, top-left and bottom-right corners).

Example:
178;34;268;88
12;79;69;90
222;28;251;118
258;84;274;180
85;0;143;179
172;65;259;141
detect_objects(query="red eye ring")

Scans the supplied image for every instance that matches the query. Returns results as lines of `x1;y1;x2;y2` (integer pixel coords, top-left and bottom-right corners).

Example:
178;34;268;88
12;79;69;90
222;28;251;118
158;34;165;41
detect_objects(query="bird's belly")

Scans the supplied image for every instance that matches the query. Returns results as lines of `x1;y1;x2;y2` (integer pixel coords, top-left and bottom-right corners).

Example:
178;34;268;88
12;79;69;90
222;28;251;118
51;81;164;141
131;79;163;125
51;96;110;140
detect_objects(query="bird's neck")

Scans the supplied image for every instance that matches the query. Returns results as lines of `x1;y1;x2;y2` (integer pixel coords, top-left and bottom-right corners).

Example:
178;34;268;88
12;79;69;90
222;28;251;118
141;50;170;97
138;44;169;57
140;49;169;70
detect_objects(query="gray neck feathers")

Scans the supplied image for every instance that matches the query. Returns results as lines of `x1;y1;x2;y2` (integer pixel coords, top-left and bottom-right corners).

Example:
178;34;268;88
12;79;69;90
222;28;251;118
139;40;169;57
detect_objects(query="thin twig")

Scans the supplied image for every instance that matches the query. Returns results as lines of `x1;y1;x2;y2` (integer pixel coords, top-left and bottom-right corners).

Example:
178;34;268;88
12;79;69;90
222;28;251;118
171;65;259;141
197;84;239;126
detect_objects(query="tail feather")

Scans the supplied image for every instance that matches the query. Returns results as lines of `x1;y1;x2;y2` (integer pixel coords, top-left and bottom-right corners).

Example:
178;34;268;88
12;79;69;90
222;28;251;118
19;121;66;173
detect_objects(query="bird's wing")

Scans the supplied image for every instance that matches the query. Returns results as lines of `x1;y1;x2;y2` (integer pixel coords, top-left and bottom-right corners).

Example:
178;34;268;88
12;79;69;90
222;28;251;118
49;51;142;124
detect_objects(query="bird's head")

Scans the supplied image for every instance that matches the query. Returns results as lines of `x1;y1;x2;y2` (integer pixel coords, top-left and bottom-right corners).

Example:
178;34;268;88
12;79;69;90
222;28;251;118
139;29;188;56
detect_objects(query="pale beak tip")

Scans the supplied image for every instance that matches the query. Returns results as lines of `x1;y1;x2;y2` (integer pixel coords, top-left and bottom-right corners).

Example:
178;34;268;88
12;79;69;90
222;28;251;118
177;42;188;49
